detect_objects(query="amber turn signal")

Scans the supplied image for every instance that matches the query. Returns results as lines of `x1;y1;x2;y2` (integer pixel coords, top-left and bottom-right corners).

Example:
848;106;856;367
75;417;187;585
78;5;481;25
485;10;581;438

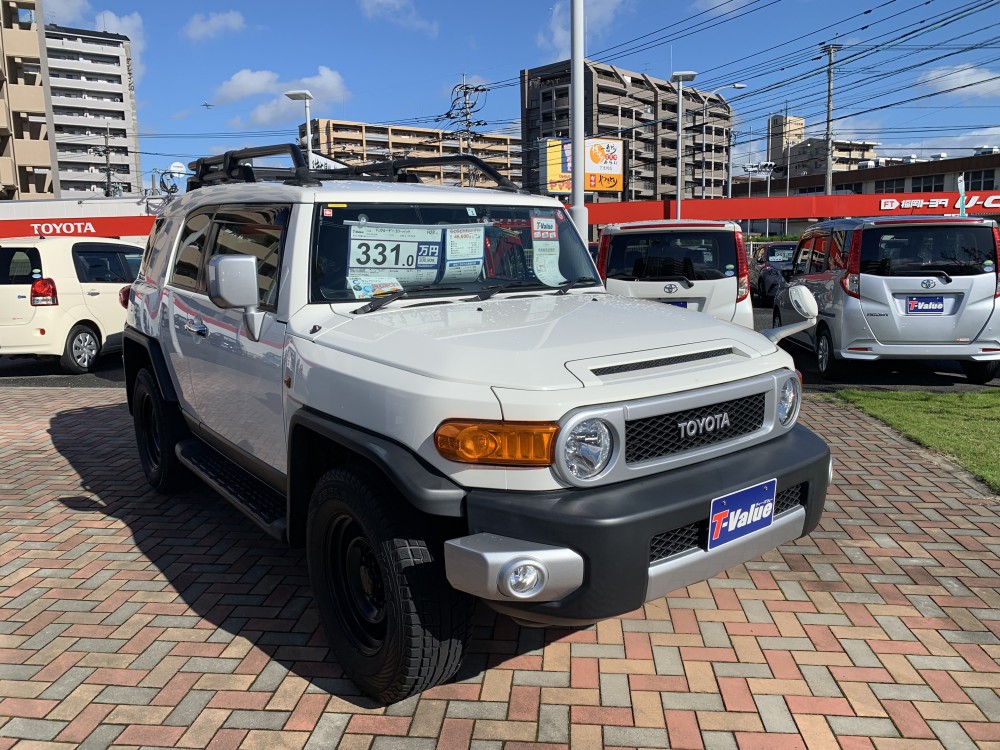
435;420;558;466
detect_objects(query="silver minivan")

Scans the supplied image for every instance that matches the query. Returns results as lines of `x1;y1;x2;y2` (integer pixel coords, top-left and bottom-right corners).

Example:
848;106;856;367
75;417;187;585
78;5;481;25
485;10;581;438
596;219;754;329
773;216;999;383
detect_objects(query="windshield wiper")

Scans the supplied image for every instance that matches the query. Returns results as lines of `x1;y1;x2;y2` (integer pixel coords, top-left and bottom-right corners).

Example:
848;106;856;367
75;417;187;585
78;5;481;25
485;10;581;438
471;280;540;301
351;285;463;314
894;269;953;284
555;276;600;295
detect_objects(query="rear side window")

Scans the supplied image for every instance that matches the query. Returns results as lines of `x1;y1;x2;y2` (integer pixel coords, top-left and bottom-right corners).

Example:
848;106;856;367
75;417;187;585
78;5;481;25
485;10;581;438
860;225;998;277
170;211;214;291
605;231;737;281
72;243;136;283
0;247;41;284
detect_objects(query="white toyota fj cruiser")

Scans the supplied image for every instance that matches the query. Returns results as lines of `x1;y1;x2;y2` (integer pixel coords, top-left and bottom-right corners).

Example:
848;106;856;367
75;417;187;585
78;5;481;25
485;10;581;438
123;145;830;703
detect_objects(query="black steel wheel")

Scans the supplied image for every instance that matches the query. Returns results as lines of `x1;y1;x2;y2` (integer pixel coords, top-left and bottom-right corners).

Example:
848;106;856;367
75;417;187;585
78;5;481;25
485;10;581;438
132;368;191;493
307;469;473;704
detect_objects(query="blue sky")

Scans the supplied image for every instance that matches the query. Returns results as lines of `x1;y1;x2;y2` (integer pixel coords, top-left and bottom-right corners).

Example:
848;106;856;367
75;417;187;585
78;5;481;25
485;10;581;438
42;0;1000;188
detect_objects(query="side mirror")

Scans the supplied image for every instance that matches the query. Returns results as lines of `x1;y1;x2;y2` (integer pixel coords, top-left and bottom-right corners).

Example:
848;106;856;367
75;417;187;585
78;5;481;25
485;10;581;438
206;255;266;341
760;286;819;344
208;255;259;309
788;285;818;319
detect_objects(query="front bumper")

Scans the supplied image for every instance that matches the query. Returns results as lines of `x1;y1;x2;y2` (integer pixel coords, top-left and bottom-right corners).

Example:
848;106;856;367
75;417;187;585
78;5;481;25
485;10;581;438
444;424;830;626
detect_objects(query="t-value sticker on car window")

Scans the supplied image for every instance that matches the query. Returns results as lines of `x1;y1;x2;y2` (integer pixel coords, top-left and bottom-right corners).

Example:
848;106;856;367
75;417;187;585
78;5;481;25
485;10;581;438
530;217;565;286
347;223;441;285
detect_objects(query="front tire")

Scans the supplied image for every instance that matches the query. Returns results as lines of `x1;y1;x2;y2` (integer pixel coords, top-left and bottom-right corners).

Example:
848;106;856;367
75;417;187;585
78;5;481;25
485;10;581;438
307;469;473;704
132;368;191;493
60;324;100;374
960;360;999;385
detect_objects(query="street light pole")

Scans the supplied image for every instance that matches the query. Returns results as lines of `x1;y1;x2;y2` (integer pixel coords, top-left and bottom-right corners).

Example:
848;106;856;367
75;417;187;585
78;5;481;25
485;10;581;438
284;89;314;166
671;71;697;220
701;83;745;199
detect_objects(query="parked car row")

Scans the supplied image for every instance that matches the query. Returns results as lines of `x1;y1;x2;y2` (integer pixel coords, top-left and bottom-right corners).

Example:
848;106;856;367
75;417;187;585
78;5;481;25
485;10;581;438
591;215;998;384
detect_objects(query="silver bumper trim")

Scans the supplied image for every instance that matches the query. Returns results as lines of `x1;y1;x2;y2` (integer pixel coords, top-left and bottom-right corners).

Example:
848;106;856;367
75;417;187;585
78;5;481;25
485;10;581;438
645;506;807;602
444;533;585;602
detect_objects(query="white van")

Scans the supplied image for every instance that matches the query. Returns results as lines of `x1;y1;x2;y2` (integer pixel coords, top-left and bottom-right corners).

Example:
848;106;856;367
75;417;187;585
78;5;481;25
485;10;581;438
0;236;144;373
596;220;754;329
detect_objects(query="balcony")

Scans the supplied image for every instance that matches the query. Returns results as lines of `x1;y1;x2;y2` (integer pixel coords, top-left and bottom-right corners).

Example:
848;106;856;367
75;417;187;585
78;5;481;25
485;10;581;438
13;138;52;166
0;156;14;187
1;26;40;57
7;83;45;112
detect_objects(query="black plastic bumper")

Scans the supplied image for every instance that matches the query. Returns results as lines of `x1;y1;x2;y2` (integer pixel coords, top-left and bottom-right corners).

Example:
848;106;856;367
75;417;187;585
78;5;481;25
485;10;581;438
464;424;830;625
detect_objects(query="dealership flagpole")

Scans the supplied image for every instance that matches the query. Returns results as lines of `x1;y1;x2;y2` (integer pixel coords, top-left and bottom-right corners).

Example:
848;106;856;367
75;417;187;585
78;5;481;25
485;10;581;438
570;0;589;239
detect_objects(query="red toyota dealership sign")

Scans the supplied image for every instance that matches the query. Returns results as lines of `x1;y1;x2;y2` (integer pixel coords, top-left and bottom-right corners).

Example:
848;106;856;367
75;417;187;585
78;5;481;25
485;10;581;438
0;215;156;239
585;192;1000;226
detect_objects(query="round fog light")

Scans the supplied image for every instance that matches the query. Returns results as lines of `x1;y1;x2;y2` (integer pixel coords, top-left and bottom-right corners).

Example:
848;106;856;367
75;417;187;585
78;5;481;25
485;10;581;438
498;560;547;599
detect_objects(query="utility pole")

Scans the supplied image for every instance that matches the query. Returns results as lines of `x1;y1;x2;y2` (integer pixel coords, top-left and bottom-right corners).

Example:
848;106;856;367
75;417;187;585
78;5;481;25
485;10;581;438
438;74;488;187
784;101;791;235
822;44;842;196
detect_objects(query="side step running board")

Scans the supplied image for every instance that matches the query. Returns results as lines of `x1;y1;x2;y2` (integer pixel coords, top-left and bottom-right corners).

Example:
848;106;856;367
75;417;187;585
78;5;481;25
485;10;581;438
176;439;287;540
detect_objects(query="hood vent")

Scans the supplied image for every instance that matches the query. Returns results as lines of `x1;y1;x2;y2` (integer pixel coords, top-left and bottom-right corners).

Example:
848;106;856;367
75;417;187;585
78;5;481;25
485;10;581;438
592;347;733;377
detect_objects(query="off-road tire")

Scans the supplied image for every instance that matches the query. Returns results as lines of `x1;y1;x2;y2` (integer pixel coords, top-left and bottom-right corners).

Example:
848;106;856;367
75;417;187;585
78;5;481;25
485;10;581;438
307;468;473;704
132;368;191;493
960;360;999;385
816;327;843;381
60;324;100;374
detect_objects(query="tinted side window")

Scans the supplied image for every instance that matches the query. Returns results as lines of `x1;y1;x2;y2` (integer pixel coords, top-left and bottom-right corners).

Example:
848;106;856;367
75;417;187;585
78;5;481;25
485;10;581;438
829;231;847;270
810;235;830;273
206;205;289;310
72;245;132;283
792;238;814;275
0;248;41;284
171;211;214;292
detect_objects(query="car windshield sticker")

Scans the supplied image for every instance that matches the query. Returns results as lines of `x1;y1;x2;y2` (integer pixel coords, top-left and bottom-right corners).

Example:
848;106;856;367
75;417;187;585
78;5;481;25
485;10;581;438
441;225;485;282
347;223;441;285
530;217;566;286
466;207;477;217
346;276;404;299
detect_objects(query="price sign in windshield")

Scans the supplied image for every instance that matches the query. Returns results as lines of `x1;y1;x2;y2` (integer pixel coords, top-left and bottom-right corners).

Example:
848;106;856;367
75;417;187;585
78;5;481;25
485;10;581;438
348;224;442;284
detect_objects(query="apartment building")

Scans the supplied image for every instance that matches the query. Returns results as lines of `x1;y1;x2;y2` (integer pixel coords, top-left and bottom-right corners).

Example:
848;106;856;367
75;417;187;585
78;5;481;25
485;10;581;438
44;24;141;195
304;119;521;188
520;60;737;202
766;113;878;180
0;0;56;199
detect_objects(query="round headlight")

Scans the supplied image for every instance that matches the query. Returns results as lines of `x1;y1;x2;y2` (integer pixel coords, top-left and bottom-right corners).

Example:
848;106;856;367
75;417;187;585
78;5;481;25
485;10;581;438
563;418;613;480
777;376;801;426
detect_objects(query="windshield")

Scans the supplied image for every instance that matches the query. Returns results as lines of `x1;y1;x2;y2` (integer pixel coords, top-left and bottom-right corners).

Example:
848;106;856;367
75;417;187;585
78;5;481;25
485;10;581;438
860;225;998;276
605;231;738;281
767;244;795;262
310;202;597;302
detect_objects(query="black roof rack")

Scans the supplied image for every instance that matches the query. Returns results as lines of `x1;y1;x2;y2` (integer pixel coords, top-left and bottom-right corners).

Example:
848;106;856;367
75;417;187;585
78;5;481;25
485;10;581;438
187;143;524;193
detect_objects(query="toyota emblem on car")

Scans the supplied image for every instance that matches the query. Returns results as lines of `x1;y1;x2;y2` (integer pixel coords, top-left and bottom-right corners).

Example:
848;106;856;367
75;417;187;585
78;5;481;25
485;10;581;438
921;278;936;289
663;283;678;294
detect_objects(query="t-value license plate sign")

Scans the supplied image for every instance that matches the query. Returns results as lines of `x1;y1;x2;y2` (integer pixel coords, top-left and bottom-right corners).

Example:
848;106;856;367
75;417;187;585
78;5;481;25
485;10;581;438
708;478;776;550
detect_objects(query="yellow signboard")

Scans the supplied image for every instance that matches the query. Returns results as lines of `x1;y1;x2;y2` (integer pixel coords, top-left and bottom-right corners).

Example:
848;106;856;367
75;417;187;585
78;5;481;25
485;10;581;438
542;138;624;194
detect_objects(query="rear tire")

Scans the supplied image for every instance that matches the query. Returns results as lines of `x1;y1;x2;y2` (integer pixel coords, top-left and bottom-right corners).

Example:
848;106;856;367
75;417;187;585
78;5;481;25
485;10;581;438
307;469;473;704
132;368;191;493
60;324;100;374
960;360;999;385
816;327;843;381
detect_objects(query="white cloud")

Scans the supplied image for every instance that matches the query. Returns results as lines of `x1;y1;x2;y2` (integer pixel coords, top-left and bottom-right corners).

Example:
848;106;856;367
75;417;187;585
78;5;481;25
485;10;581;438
357;0;438;36
183;11;246;42
42;0;90;24
215;69;282;104
93;10;145;83
537;0;627;62
224;66;351;128
917;64;1000;98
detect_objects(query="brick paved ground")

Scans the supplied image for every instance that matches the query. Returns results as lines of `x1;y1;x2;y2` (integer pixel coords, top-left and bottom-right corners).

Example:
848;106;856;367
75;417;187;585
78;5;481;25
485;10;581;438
1;387;999;750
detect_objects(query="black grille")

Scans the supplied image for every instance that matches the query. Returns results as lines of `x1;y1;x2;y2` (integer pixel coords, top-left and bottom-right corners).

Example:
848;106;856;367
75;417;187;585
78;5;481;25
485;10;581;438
625;393;766;464
593;348;733;377
774;483;807;514
649;521;706;563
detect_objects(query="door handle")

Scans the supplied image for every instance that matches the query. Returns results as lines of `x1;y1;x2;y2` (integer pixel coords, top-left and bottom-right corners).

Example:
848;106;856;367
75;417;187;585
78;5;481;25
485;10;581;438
86;290;100;296
184;320;208;336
